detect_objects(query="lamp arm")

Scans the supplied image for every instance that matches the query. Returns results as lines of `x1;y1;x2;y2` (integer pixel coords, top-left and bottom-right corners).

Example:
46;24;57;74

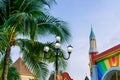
62;52;71;60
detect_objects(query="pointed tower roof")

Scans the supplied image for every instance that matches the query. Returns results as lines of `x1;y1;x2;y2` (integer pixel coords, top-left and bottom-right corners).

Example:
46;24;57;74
85;76;89;80
89;27;95;38
84;73;89;80
13;57;33;76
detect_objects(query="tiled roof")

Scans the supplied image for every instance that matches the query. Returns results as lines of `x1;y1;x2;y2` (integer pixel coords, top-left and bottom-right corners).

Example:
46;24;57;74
13;57;33;76
49;71;73;80
62;72;73;80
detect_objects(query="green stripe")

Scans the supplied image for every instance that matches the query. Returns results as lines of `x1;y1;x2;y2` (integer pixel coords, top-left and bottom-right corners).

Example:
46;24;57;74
100;61;107;73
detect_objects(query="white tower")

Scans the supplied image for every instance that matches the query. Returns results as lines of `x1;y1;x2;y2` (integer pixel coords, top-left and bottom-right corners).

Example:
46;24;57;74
89;28;97;53
89;28;98;80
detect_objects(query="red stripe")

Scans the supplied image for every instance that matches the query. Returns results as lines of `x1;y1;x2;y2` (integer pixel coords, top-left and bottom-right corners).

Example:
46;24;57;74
94;44;120;61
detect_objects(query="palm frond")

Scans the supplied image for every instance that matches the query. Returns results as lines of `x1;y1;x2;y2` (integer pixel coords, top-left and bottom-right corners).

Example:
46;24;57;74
40;0;56;8
37;15;71;42
22;51;49;80
10;0;55;14
16;39;49;79
16;38;68;79
6;12;45;40
0;0;6;25
0;31;9;54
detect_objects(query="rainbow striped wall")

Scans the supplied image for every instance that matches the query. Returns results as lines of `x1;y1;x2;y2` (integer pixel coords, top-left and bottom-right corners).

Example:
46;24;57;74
96;54;120;80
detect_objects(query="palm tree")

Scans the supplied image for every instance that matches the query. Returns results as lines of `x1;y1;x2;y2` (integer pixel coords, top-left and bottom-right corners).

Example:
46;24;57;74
0;55;21;80
0;0;71;80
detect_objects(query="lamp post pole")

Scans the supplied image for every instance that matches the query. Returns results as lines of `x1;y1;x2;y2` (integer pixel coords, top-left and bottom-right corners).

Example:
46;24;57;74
44;36;73;80
55;48;59;80
55;49;59;72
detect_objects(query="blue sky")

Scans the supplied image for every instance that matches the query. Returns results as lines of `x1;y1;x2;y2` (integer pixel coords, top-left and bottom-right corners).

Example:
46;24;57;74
11;0;120;80
49;0;120;79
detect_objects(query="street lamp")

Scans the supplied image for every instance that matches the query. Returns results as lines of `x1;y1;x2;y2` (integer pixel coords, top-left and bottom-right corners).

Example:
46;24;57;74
43;36;73;80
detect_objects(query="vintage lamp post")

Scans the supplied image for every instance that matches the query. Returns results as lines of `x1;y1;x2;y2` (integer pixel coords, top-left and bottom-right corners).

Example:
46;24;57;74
44;36;73;80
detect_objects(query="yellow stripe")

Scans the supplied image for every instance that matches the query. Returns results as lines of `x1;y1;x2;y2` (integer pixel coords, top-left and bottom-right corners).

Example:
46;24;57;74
104;59;110;69
119;55;120;66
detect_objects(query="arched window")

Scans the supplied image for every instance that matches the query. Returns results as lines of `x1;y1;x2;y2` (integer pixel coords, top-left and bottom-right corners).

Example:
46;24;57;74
102;67;120;80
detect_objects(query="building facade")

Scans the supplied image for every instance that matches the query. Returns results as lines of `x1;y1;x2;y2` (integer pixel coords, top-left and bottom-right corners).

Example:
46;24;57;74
13;58;35;80
89;28;120;80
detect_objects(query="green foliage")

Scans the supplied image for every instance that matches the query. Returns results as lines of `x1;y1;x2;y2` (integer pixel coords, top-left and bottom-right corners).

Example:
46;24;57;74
0;55;20;80
0;0;71;80
0;55;4;79
8;67;21;80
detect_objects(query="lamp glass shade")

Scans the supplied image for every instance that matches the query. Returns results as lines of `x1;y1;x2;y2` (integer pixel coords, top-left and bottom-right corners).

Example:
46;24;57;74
67;45;73;53
44;46;49;52
56;36;61;42
55;42;61;49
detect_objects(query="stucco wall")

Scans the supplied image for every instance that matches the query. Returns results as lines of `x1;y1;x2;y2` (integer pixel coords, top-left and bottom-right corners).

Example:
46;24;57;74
20;75;34;80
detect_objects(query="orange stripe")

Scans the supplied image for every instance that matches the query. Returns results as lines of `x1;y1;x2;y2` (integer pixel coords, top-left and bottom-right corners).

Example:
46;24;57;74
115;55;119;66
109;58;112;67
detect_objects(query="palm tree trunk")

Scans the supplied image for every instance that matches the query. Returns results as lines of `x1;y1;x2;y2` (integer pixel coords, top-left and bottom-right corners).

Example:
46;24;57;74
2;0;11;79
2;47;11;80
